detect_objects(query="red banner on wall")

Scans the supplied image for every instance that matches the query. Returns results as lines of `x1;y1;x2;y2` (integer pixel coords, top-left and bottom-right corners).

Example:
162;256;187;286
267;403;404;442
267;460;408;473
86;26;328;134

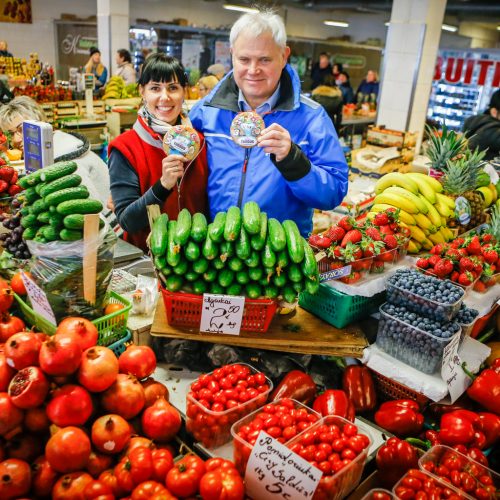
0;0;32;23
434;56;500;87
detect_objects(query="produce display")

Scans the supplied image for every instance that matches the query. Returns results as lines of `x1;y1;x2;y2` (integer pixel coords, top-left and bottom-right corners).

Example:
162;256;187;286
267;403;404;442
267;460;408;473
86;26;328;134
12;84;73;103
151;202;319;302
102;76;140;100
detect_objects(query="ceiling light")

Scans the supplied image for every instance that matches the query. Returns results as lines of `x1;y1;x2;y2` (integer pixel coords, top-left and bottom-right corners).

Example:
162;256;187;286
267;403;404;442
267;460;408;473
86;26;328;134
384;22;390;27
223;4;259;13
497;25;500;31
323;20;349;28
442;24;458;32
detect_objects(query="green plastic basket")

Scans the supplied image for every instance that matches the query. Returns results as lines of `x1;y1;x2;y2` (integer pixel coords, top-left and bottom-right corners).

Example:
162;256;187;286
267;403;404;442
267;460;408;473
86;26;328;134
299;284;385;328
14;290;131;346
108;330;132;357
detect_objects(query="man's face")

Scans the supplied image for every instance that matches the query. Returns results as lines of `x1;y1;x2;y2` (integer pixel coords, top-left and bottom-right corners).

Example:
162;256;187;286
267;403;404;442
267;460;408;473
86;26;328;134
366;70;376;82
232;30;290;108
319;55;329;69
338;74;347;84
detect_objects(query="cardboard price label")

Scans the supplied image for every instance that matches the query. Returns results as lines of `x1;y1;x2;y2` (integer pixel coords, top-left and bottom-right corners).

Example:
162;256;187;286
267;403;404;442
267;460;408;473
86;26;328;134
199;294;245;335
21;272;57;326
441;333;471;403
245;431;322;500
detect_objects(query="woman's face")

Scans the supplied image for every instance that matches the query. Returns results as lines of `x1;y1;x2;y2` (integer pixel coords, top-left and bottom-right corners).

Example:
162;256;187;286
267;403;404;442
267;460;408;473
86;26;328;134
140;79;184;125
198;83;209;98
3;115;24;150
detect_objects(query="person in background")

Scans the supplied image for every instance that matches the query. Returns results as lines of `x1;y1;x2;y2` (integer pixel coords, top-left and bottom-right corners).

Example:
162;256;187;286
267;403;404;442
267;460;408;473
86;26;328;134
0;40;13;57
311;81;343;131
337;71;355;104
115;49;136;85
197;75;219;98
356;69;379;100
207;63;226;81
463;89;500;161
310;52;332;90
332;62;343;81
84;47;108;89
108;54;208;250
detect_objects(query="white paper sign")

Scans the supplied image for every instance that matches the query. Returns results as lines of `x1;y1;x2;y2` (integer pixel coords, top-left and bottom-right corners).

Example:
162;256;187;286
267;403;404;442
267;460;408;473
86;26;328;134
441;333;471;403
245;431;322;500
21;272;57;326
199;294;245;335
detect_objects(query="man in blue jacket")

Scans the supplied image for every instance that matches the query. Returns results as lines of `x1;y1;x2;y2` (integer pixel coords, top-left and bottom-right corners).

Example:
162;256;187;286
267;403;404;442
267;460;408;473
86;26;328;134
190;9;348;236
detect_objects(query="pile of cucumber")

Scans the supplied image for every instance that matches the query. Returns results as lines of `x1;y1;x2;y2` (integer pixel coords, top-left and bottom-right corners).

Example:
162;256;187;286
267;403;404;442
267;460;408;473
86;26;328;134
150;202;319;302
18;161;104;243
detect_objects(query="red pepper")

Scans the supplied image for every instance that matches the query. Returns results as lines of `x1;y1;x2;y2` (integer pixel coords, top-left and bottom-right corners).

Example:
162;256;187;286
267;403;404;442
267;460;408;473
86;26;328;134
376;437;419;488
309;233;332;249
312;389;355;422
465;362;500;415
438;410;476;446
374;400;424;437
342;365;377;412
476;412;500;449
270;370;317;405
425;429;441;447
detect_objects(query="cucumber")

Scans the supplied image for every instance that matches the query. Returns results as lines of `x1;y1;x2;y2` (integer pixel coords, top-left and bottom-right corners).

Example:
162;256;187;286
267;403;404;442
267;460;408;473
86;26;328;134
235;226;251;260
185;270;198;282
288;264;302;283
202;231;218;260
193;279;208;295
302;238;319;280
213;258;225;270
154;255;167;270
218;269;234;288
305;279;319;295
190;213;208;243
242;201;261;235
283;219;304;264
31;199;47;215
259;276;270;287
20;207;31;217
268;218;286;252
244;250;260;268
203;268;217;283
35;182;47;196
220;241;234;262
23;187;39;204
224;206;241;242
41;226;59;242
18;170;42;189
39;173;82;198
22;227;37;240
166;275;183;292
282;286;297;304
248;267;263;281
236;270;250;285
264;267;275;282
174;208;192;246
150;213;169;256
45;186;89;207
293;281;304;293
37;211;51;225
63;214;104;230
246;283;262;299
49;205;57;214
210;283;224;295
56;199;103;215
209;212;226;242
39;161;78;183
226;284;243;296
184;241;200;262
166;221;181;267
250;213;267;251
264;285;279;299
276;250;289;270
173;259;188;276
273;273;287;288
228;257;244;272
49;214;64;228
261;239;276;268
192;258;209;274
161;267;172;277
60;229;83;241
21;214;38;228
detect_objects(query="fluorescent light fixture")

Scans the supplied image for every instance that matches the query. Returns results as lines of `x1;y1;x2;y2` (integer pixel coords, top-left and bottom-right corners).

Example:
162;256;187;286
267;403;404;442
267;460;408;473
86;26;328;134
497;25;500;31
442;24;458;32
323;20;349;28
385;22;390;27
223;4;259;13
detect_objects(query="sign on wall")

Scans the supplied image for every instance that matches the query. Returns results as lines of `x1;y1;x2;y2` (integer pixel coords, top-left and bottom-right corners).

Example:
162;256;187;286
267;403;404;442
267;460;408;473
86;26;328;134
0;0;31;23
434;54;500;87
214;40;231;73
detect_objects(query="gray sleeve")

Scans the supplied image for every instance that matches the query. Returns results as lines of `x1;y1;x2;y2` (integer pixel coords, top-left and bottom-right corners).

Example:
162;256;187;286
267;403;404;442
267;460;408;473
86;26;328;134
109;149;171;234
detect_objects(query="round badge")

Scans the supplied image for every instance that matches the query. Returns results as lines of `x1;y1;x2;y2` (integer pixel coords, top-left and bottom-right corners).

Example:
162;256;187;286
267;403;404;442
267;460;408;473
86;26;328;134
163;125;201;161
230;111;265;148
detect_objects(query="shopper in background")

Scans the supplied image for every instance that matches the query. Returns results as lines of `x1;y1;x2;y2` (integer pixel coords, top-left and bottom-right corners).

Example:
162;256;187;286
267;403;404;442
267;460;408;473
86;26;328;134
190;9;348;236
311;81;343;131
115;49;136;85
332;62;343;81
463;89;500;161
337;71;355;104
108;54;208;250
207;63;226;81
197;75;219;98
356;69;379;100
84;47;108;89
0;40;13;57
310;52;332;90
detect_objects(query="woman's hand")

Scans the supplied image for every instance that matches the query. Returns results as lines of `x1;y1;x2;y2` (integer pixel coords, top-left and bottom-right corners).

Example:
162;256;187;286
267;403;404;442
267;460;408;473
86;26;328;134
161;154;187;190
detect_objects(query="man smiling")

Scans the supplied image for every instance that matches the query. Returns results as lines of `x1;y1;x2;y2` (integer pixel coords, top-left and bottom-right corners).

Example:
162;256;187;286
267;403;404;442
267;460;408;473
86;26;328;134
190;9;348;236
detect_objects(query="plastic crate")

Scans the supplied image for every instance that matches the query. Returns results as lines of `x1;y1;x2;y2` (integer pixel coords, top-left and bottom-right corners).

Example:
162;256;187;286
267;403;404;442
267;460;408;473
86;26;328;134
14;291;131;346
161;288;277;333
299;283;385;329
107;329;132;357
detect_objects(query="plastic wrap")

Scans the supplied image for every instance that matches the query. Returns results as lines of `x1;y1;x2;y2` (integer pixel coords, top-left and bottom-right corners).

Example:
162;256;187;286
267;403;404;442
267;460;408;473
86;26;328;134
26;229;116;321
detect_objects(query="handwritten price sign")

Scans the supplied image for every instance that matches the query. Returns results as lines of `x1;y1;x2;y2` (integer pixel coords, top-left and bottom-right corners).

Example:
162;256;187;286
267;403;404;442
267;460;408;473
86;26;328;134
21;272;57;326
245;431;322;500
441;333;471;403
199;294;245;335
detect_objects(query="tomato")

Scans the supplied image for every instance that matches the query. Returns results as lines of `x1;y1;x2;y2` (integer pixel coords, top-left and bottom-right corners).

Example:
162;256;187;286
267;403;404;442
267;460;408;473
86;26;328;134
166;454;206;498
10;272;29;296
128;446;154;485
151;448;174;482
83;479;114;500
199;463;244;500
99;468;126;498
104;302;125;316
131;480;174;500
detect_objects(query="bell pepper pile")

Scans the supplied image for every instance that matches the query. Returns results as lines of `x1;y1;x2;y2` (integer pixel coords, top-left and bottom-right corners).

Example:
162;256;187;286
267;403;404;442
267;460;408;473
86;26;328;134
312;389;356;422
465;358;500;415
376;437;419;488
374;400;424;437
342;365;377;412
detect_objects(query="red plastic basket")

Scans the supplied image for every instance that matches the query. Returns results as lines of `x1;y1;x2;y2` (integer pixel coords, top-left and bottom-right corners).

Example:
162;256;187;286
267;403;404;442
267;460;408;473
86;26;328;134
160;288;277;333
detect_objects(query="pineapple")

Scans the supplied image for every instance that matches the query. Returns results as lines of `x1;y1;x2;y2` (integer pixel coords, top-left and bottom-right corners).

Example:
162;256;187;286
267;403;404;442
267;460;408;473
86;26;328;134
489;203;500;242
425;124;468;173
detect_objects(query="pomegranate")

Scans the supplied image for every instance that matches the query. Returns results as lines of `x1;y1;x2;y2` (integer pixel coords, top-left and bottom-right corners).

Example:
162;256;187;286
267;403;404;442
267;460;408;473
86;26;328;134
118;345;156;380
91;414;131;455
9;272;28;296
4;331;42;370
46;384;93;427
101;374;145;420
0;279;14;314
86;451;114;478
0;458;31;499
0;314;25;343
52;471;93;500
56;317;98;351
0;393;23;437
77;345;119;392
24;406;51;433
142;377;169;407
141;397;181;442
6;433;43;462
8;366;49;409
83;479;114;499
31;455;59;498
124;436;155;457
39;334;82;376
0;352;15;391
46;426;91;473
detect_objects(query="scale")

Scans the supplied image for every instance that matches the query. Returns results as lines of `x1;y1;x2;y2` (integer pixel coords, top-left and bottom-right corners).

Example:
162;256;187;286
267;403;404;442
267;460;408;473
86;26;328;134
83;73;95;118
22;120;54;173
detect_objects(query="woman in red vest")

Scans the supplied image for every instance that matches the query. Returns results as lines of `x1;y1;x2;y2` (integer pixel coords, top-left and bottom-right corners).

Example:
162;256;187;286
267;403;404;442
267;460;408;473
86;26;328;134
108;54;208;250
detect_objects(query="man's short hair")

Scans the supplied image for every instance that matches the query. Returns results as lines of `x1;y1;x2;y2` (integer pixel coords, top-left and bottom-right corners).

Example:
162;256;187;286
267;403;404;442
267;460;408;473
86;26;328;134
489;89;500;112
230;9;287;49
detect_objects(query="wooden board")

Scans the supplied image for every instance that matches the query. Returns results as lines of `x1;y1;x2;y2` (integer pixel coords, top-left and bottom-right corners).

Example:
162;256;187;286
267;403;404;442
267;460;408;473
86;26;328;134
151;299;368;357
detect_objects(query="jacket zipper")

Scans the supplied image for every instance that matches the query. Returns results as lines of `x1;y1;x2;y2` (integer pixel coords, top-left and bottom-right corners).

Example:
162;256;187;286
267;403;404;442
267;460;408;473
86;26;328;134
237;148;250;208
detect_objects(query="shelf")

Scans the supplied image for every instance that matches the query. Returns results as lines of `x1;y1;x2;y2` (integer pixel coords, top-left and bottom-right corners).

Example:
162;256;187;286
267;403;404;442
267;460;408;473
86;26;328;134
151;298;368;358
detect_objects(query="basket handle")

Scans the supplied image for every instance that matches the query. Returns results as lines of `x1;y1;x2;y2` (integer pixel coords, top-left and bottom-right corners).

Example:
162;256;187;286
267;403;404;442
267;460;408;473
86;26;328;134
83;214;100;305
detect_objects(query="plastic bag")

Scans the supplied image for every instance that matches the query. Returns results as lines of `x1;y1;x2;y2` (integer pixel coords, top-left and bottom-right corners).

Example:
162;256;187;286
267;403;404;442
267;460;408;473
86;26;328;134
27;228;116;321
152;338;213;372
132;275;158;315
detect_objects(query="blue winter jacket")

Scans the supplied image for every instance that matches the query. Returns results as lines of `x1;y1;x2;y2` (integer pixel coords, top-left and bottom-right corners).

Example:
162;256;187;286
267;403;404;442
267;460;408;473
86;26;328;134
189;64;348;236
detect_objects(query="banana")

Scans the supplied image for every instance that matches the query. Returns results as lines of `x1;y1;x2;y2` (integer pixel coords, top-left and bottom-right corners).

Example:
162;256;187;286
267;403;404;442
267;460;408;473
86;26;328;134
417;194;442;227
429;231;446;245
477;187;493;207
406;173;437;204
383;186;429;214
435;200;452;218
370;204;416;225
421;238;434;251
375;173;419;195
489;184;498;203
407;239;421;254
373;192;419;214
436;192;455;210
407;172;443;193
407;225;428;244
413;213;438;234
440;226;455;242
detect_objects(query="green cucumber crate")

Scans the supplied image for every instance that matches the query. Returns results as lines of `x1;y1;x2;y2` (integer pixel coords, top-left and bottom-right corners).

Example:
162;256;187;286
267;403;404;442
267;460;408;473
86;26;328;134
299;283;385;328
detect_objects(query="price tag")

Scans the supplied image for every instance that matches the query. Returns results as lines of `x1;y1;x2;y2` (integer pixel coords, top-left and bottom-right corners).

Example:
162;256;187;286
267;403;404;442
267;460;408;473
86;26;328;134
199;294;245;335
441;333;471;403
319;265;352;282
21;272;57;326
245;431;322;500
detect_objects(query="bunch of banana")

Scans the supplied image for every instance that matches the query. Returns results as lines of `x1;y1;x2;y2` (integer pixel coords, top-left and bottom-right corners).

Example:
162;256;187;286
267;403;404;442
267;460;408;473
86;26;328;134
369;172;456;253
476;185;498;208
102;76;125;100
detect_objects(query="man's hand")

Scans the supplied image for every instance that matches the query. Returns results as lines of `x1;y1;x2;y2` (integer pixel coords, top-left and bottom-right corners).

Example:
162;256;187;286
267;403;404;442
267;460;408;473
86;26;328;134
257;123;292;162
161;154;187;190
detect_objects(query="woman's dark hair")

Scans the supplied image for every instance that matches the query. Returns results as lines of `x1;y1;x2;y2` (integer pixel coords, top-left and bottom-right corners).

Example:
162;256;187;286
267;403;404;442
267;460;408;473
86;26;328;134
489;89;500;112
138;53;188;87
333;62;343;73
117;48;132;63
339;71;350;81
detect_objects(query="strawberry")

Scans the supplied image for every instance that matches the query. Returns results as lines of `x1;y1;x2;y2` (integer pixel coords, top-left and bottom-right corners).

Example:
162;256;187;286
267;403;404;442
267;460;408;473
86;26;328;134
459;257;474;272
0;157;6;167
365;226;382;241
466;236;482;255
324;225;346;243
0;180;7;193
376;250;395;262
458;271;474;286
383;234;398;250
10;170;18;184
450;237;465;249
340;271;361;284
7;184;21;196
373;213;389;226
342;242;363;262
482;247;498;264
328;245;344;259
471;256;484;275
434;258;453;278
360;238;384;258
473;280;487;293
451;270;460;282
430;243;446;256
0;166;14;183
341;229;362;248
416;257;429;269
389;222;400;232
378;224;394;236
481;233;494;244
338;216;354;232
309;233;332;249
371;261;385;273
329;261;344;270
428;254;441;267
445;248;461;262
